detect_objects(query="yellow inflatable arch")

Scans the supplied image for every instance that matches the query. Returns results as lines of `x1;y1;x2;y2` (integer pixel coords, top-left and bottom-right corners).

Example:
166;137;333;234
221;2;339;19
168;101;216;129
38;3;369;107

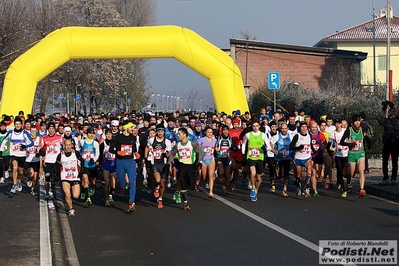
0;26;249;116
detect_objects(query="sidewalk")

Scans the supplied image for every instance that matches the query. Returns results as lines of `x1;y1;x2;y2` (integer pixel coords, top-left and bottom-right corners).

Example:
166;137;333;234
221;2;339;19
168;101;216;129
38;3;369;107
363;159;399;202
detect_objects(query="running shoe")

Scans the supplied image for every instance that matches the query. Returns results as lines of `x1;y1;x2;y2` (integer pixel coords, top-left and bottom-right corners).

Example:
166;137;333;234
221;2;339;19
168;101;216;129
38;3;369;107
27;180;32;188
105;199;111;207
17;182;22;192
108;194;114;202
247;180;252;190
173;191;178;201
208;193;213;198
313;189;319;197
347;184;353;193
30;188;36;196
127;202;136;212
48;200;55;209
379;179;390;186
172;177;177;185
282;190;288;197
304;188;311;197
341;191;347;198
270;185;276;193
89;187;95;196
194;184;199;192
358;189;366;199
143;179;148;187
222;187;227;195
251;194;258;202
183;201;190;211
229;184;236;191
68;209;75;217
205;182;209;189
157;199;163;209
176;194;181;204
4;171;9;179
10;184;17;194
296;183;302;196
45;193;50;200
322;180;329;189
0;177;4;183
167;180;171;188
153;189;159;198
250;188;256;198
80;192;86;200
86;197;92;206
391;180;397;186
337;184;342;190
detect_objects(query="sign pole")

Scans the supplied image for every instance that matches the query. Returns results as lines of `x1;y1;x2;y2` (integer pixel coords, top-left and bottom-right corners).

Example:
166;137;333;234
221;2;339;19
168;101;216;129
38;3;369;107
273;90;276;112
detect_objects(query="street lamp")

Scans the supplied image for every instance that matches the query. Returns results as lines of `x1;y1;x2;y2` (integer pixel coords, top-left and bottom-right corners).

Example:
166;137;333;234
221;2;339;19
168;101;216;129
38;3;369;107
167;95;170;111
162;95;165;111
157;94;160;112
123;92;127;112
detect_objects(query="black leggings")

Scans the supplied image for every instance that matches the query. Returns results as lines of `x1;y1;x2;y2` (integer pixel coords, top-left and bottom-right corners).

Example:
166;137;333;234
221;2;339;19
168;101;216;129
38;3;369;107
382;143;399;181
178;163;196;191
0;156;10;177
335;156;348;189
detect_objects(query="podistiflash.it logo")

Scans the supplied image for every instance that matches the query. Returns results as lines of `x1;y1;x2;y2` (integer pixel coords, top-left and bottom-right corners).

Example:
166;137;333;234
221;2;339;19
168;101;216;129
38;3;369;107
319;240;397;265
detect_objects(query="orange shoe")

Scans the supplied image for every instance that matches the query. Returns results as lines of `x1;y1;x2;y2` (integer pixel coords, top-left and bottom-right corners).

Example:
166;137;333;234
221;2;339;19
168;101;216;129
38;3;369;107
153;189;159;198
157;199;163;209
358;189;366;199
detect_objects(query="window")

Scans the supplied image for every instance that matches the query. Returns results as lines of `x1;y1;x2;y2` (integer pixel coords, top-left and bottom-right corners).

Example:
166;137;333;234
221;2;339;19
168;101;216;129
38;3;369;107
378;55;386;70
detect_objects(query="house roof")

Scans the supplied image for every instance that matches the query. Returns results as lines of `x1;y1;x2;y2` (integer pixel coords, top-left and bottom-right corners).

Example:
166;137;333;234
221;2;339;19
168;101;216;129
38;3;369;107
315;16;399;46
230;39;367;61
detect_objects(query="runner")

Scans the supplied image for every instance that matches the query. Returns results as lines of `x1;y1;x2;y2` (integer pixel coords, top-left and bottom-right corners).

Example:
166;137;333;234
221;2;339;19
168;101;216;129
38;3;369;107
215;125;238;195
41;122;64;207
25;126;44;195
241;119;271;201
55;139;84;216
329;119;349;196
228;118;243;191
169;127;203;211
289;121;313;197
0;117;34;193
99;128;117;206
265;121;277;193
145;124;172;208
270;122;292;197
79;127;100;206
197;126;217;198
309;121;327;196
340;115;367;198
0;121;10;184
110;120;141;212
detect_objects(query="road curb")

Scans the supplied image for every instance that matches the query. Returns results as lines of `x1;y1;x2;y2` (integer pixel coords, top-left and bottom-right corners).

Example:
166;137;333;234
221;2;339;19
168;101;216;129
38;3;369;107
49;185;67;266
364;184;399;203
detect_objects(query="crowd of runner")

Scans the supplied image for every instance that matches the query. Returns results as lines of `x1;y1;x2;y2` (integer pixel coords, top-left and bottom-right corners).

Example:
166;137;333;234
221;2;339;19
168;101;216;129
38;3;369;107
0;107;374;216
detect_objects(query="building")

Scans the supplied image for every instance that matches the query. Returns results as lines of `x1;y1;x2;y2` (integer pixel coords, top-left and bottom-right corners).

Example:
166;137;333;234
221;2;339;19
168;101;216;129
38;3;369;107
228;39;366;97
314;7;399;93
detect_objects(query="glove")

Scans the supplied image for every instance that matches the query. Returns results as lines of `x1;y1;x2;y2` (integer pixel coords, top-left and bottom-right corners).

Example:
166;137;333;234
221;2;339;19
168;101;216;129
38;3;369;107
143;179;148;187
20;144;26;150
35;153;41;158
348;143;356;150
134;152;141;160
298;145;304;150
161;152;167;158
117;150;126;156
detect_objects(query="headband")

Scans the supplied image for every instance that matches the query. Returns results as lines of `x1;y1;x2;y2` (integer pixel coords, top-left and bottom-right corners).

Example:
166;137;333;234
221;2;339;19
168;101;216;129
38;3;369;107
122;122;135;130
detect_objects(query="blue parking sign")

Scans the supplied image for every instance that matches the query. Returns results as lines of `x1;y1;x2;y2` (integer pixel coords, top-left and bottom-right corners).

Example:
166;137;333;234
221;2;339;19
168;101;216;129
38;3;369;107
268;72;280;89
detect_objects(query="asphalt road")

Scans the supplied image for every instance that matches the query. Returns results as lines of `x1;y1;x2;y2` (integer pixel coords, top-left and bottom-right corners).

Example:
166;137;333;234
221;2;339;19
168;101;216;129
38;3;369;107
62;176;399;266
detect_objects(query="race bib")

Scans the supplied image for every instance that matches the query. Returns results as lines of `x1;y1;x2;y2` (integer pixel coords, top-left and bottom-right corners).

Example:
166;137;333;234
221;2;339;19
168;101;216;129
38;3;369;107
249;148;260;158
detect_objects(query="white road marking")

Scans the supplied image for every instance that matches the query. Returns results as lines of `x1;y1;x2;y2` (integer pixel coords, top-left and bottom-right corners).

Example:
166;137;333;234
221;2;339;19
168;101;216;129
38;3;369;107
40;182;52;266
200;187;356;265
55;186;80;266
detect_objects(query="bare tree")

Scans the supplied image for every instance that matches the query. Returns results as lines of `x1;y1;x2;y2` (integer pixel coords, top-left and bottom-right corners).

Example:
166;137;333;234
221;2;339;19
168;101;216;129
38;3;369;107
114;0;156;26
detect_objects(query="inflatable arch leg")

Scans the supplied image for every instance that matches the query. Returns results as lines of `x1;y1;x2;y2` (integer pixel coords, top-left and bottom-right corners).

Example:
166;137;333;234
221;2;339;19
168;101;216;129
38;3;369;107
0;26;249;116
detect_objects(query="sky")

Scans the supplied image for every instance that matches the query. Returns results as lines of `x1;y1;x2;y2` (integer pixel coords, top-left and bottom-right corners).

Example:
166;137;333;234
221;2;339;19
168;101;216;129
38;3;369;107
148;0;389;110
